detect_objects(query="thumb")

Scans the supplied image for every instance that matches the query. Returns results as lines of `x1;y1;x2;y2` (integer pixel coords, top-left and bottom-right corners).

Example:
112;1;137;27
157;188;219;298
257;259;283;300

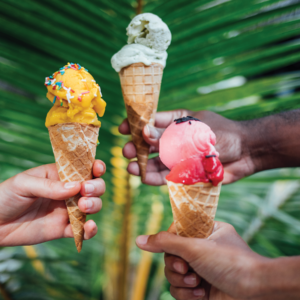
14;173;81;200
136;231;207;263
143;125;165;148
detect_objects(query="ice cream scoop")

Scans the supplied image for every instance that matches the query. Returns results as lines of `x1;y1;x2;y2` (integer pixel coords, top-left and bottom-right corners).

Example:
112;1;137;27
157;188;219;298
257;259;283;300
45;63;106;128
111;13;171;72
127;13;171;51
160;116;223;186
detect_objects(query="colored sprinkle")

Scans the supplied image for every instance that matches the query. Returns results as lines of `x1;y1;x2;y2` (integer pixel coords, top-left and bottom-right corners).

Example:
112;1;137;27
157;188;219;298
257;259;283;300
52;85;56;90
60;100;63;106
45;63;89;91
81;91;89;95
97;140;100;146
78;97;82;102
53;96;57;104
94;93;97;97
71;89;75;93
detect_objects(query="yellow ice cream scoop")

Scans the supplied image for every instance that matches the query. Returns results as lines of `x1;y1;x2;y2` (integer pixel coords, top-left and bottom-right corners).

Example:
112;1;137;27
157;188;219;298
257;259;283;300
45;63;106;127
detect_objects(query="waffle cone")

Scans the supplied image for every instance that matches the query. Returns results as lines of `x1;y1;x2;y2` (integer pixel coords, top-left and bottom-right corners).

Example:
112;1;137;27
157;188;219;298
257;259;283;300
167;180;222;238
119;62;164;182
48;123;99;252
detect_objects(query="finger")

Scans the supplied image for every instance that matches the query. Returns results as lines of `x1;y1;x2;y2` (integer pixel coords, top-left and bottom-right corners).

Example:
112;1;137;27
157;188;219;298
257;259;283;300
127;161;169;186
63;220;98;240
127;156;168;174
165;254;189;274
123;142;137;159
170;285;205;300
165;268;200;288
119;118;130;135
83;220;98;240
142;125;165;149
78;197;102;214
14;173;81;200
93;160;106;178
136;231;213;263
154;110;193;128
123;141;159;160
81;178;106;197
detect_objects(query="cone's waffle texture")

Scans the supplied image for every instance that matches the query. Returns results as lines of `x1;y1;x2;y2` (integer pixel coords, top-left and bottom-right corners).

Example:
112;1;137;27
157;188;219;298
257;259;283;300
119;62;163;181
167;180;222;238
48;123;99;252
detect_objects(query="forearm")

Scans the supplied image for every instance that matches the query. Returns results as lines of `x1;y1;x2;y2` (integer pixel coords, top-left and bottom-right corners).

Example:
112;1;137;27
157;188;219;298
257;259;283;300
254;256;300;299
240;109;300;173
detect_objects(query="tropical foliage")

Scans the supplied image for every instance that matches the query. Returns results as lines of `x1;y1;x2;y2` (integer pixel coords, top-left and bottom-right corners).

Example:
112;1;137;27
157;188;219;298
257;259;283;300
0;0;300;299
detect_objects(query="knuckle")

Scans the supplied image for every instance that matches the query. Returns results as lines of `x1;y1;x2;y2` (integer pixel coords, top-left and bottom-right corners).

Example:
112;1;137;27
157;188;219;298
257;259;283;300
45;179;56;192
99;178;106;193
155;231;168;244
225;223;235;232
11;173;23;188
164;266;168;278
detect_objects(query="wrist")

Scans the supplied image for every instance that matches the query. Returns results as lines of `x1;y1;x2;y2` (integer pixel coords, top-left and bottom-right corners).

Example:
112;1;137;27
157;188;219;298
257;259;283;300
253;257;300;299
239;117;279;174
239;110;300;173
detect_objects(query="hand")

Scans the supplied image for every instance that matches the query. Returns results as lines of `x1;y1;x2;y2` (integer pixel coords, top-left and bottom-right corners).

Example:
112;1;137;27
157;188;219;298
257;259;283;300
119;110;255;186
0;160;106;247
136;222;270;300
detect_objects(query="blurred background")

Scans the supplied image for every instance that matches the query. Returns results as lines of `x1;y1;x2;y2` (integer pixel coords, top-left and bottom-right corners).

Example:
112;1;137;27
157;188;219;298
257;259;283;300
1;0;300;299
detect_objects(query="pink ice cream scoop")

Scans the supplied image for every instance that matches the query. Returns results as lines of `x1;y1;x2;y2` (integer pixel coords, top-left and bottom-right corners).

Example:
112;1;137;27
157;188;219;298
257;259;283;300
160;116;223;186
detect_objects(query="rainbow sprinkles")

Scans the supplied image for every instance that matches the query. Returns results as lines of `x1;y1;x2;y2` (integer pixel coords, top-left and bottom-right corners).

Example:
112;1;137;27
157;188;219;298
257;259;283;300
44;63;101;104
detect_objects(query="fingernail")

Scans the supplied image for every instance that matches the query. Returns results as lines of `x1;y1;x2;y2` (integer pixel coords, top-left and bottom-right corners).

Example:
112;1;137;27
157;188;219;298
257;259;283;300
149;126;159;139
85;183;95;194
85;199;93;210
99;164;104;174
144;125;150;136
64;182;79;189
184;274;196;285
193;288;205;297
173;261;184;273
136;235;149;245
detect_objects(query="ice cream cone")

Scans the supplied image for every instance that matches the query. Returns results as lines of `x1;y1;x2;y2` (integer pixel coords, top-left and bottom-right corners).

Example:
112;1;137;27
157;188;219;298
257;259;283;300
119;62;164;182
48;122;99;252
166;180;222;238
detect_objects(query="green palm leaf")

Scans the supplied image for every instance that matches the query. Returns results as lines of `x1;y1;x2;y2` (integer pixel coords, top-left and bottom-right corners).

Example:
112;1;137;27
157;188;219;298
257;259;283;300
1;1;300;299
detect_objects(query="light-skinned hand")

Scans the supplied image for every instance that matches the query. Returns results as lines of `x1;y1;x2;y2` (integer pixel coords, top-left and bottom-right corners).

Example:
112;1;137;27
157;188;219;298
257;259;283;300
0;160;106;247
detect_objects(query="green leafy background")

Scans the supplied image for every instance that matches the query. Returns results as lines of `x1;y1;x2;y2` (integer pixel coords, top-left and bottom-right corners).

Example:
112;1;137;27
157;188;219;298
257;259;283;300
0;0;300;299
